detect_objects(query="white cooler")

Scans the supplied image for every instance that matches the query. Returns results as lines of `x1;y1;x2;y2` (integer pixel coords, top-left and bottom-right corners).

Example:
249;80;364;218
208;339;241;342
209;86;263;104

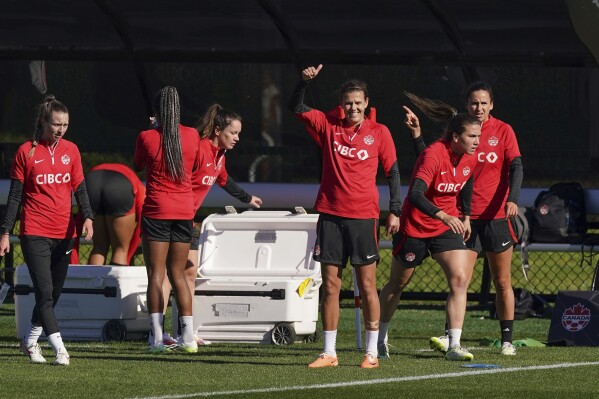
175;208;322;344
14;265;149;341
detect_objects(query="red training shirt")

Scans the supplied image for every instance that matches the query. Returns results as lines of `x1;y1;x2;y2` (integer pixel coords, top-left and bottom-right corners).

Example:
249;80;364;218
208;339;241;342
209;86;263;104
11;139;85;239
296;109;397;219
191;138;228;212
400;140;477;238
471;115;521;220
133;125;200;220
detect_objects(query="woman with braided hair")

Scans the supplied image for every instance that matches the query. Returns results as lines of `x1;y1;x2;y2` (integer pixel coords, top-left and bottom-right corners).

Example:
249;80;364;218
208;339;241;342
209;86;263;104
133;86;201;353
0;96;94;366
157;104;263;347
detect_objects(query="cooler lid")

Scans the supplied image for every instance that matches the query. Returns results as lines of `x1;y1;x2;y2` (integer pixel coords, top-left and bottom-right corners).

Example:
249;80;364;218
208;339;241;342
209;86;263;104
198;210;320;278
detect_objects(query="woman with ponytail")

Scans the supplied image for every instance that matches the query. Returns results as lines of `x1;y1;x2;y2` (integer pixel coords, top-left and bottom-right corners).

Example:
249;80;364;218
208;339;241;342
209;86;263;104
404;83;523;357
0;96;94;366
133;86;201;353
377;92;481;362
156;103;263;347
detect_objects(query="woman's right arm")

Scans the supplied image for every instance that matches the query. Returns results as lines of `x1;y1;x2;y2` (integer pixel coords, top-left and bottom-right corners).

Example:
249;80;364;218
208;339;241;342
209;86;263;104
403;105;426;156
0;179;24;255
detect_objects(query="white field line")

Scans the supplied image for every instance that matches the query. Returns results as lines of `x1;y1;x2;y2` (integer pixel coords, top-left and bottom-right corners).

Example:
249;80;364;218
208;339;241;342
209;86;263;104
129;361;599;399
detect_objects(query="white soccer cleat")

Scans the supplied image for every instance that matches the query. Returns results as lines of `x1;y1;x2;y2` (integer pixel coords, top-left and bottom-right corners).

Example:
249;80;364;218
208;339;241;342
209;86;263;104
20;340;46;364
445;345;474;361
500;342;517;356
53;348;70;366
429;335;449;354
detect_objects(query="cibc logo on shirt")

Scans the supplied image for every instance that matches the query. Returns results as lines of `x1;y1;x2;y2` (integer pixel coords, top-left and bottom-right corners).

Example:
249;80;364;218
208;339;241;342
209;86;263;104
333;141;369;160
35;173;71;185
202;175;217;186
436;182;462;193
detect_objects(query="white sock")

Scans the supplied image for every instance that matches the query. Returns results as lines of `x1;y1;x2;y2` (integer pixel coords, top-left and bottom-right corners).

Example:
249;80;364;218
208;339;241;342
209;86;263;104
448;328;462;348
150;313;163;346
323;330;337;356
378;322;390;345
47;332;66;354
24;324;43;346
366;330;379;356
179;316;194;345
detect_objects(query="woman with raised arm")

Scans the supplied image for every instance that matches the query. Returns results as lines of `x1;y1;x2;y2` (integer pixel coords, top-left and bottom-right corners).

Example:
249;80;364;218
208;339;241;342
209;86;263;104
289;64;402;369
377;93;481;361
403;82;523;357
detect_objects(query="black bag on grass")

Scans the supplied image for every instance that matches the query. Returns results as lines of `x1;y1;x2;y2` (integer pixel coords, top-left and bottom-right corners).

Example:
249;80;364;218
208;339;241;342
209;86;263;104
490;288;552;319
531;182;587;243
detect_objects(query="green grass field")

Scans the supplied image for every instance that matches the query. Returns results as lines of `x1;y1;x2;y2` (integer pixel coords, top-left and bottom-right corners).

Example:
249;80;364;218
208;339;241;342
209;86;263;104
1;301;598;399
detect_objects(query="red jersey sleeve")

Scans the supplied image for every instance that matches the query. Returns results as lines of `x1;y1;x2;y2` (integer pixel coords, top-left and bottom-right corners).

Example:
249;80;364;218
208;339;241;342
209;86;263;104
69;146;85;190
413;149;439;187
503;124;521;163
10;145;28;182
378;124;398;175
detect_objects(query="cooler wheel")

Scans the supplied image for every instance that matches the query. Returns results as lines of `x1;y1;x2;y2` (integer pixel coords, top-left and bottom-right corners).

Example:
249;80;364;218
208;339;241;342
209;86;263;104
271;322;296;345
102;319;127;342
302;328;320;343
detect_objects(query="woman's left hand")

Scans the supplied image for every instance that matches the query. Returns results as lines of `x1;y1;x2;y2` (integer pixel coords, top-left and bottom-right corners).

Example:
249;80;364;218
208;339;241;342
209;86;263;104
386;213;400;235
249;196;262;208
82;218;94;241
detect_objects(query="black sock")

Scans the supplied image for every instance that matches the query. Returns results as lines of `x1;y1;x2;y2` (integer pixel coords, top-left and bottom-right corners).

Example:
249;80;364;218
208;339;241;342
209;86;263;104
500;320;514;343
444;321;449;336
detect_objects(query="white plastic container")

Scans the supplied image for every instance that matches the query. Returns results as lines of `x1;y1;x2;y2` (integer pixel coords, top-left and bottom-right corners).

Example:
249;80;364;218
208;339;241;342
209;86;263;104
176;208;321;344
14;264;149;341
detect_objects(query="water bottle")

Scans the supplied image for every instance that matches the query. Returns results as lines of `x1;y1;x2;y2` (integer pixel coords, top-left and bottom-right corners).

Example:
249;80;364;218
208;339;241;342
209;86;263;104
0;282;10;305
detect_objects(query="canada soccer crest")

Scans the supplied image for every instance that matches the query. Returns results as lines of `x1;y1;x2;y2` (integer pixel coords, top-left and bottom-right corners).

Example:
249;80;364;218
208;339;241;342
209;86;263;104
364;135;374;145
405;252;416;262
488;136;499;146
539;204;550;215
462;166;470;176
561;303;591;332
314;245;321;256
61;154;70;165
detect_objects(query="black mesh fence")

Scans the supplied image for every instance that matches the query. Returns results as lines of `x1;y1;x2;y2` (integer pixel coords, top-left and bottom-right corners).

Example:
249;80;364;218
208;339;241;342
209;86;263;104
2;62;599;303
2;227;598;303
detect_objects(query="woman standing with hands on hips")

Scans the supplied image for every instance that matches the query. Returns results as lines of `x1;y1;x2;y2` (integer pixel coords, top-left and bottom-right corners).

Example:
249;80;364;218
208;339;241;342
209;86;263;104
134;86;200;353
0;96;94;366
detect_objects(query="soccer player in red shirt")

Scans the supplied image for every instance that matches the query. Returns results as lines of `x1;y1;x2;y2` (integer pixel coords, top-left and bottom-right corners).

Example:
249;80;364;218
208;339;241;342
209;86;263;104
159;103;263;347
84;163;146;266
134;86;201;354
0;96;94;366
377;93;481;361
289;65;402;369
404;83;523;356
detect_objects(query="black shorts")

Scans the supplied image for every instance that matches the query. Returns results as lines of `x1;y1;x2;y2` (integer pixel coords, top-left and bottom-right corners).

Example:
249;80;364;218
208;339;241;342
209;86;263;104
313;213;380;267
141;216;193;243
392;229;467;268
86;170;135;216
467;218;517;254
